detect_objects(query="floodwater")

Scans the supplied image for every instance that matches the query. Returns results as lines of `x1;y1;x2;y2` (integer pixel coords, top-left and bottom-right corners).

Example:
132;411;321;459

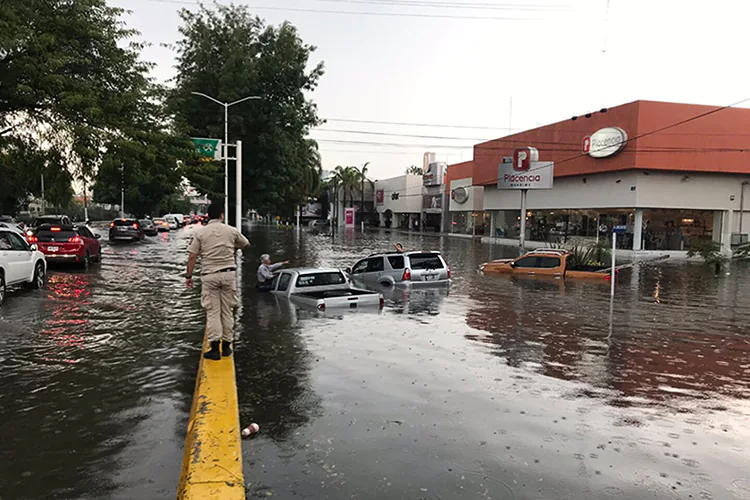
1;225;749;499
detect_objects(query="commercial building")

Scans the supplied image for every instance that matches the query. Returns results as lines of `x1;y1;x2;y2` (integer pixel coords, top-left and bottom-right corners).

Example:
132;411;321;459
375;174;423;229
446;100;750;251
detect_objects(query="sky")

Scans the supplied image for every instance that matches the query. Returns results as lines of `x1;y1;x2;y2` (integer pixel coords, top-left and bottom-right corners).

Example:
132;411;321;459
111;0;750;181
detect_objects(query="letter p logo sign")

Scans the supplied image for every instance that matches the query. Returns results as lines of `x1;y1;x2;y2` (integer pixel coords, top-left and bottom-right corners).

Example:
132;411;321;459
513;147;537;171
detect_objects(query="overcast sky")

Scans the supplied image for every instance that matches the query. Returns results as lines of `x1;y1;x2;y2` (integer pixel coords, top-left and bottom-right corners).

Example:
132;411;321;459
111;0;750;180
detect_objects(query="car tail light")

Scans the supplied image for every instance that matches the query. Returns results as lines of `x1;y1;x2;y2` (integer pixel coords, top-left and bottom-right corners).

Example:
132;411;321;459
51;227;61;232
109;222;114;228
379;297;384;309
27;235;38;243
402;268;411;281
132;223;138;229
68;236;82;244
317;303;326;312
447;267;451;279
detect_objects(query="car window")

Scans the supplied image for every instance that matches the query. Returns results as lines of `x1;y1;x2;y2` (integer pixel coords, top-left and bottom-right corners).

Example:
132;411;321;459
514;256;539;268
296;272;346;287
367;257;384;272
8;232;28;251
387;255;405;269
269;274;280;290
277;273;292;292
37;228;77;242
408;253;444;270
566;255;574;269
537;257;561;269
352;260;368;274
112;219;137;227
0;232;12;250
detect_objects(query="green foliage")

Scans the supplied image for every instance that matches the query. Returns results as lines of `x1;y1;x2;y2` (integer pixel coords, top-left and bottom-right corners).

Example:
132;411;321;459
405;165;423;175
1;0;192;215
170;4;324;217
546;239;611;267
687;239;726;267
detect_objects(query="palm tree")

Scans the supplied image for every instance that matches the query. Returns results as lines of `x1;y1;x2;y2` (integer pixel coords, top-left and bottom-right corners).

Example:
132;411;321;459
406;165;423;175
356;162;373;213
301;139;323;199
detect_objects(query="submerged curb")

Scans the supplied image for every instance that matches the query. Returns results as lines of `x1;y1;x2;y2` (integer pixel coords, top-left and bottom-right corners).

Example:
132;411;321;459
177;334;244;499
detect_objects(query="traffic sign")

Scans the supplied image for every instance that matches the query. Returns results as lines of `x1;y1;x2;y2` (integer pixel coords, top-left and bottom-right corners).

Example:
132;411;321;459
191;138;222;161
613;225;627;234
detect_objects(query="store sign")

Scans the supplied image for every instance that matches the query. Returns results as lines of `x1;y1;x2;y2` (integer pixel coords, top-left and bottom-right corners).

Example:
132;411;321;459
513;147;539;171
497;161;554;190
345;208;355;227
376;189;384;205
191;137;222;161
451;187;469;204
423;195;443;211
423;162;446;186
583;127;628;158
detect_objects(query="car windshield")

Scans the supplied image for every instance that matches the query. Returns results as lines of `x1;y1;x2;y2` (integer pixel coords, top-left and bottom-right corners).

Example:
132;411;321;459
34;217;61;226
408;253;444;270
139;220;153;227
296;272;346;287
37;228;77;242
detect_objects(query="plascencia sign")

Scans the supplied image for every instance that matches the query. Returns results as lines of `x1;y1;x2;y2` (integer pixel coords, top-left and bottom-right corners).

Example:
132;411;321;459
583;127;628;158
497;161;554;190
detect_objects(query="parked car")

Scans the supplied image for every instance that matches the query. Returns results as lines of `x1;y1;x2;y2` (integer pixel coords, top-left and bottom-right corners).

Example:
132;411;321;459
153;218;170;232
139;219;158;236
0;228;47;305
164;216;179;230
109;218;145;242
270;268;383;312
30;224;102;268
348;251;451;287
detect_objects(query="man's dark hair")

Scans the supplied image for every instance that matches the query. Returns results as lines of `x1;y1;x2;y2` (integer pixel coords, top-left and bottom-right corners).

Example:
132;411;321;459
207;203;224;220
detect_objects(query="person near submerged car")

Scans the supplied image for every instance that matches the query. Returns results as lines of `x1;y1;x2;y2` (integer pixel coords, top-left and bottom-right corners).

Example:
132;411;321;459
256;254;289;291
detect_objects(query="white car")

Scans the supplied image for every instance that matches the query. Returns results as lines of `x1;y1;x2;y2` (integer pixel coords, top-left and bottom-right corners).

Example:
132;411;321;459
0;228;47;305
165;216;179;230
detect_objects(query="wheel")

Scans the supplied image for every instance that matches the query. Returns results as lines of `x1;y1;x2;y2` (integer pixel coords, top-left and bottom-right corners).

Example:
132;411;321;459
0;273;5;306
81;252;90;269
30;262;45;289
96;248;102;262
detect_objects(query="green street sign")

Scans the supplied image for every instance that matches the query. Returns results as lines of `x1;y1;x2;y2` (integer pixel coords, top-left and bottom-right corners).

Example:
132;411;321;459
191;138;222;161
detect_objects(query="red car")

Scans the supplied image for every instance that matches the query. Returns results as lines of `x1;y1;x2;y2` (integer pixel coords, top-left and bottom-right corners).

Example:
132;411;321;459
29;224;102;268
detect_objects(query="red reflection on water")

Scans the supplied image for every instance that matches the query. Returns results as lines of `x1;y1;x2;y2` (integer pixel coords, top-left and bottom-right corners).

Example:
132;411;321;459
41;273;92;360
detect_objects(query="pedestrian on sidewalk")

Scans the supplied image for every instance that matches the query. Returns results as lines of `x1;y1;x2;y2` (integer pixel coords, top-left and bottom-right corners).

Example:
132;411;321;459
185;203;250;361
256;254;289;291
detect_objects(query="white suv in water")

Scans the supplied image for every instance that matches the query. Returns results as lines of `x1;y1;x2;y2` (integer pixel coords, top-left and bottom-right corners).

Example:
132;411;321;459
0;228;47;306
348;251;451;287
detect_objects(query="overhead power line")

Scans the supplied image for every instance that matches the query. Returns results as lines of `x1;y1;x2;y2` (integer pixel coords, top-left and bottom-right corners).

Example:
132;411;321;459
324;117;518;131
313;0;571;12
144;0;555;20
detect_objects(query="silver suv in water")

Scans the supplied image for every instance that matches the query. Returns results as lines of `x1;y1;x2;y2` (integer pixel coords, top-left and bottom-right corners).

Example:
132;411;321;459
347;251;451;287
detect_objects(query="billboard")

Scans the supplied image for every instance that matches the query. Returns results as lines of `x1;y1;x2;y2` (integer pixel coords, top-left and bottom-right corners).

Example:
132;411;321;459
345;207;355;227
301;202;323;218
423;162;446;186
376;189;384;205
423;194;443;212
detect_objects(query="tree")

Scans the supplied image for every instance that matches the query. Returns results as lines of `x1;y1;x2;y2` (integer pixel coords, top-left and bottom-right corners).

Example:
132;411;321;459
356;162;373;212
170;4;324;219
1;0;178;213
406;165;423;175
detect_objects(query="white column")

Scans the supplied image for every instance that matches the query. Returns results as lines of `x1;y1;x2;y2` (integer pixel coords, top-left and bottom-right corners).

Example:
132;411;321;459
713;211;723;243
633;208;643;251
722;209;734;251
490;211;497;238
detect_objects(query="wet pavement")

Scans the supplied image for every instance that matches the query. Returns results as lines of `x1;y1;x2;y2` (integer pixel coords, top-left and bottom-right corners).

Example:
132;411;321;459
1;224;749;499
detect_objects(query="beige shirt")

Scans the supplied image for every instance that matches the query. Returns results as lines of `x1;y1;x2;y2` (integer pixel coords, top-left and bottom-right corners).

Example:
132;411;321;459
187;220;250;275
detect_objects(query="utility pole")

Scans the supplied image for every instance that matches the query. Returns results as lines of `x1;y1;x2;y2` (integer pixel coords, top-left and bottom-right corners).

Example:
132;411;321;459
41;173;46;216
83;176;89;222
120;164;125;217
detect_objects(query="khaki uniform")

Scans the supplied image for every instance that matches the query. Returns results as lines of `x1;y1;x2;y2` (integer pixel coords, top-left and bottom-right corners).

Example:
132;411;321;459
187;220;249;342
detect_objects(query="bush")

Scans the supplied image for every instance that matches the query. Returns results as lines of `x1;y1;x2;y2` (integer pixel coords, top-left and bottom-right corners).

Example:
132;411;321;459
686;239;726;269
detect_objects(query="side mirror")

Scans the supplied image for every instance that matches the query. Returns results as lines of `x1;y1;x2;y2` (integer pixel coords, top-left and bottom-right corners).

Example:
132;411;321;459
94;234;101;239
344;267;352;275
30;244;38;251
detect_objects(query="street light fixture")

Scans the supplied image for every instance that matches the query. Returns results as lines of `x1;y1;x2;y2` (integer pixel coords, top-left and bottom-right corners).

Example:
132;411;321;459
191;92;261;222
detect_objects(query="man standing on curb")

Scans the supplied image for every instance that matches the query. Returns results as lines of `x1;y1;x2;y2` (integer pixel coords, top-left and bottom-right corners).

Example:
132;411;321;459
185;203;250;360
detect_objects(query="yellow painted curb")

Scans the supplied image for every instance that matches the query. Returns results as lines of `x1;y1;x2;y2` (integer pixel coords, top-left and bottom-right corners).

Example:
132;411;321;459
177;334;244;500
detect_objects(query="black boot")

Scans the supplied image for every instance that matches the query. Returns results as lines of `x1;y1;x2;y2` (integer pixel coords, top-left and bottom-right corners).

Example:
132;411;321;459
204;341;221;361
222;341;233;357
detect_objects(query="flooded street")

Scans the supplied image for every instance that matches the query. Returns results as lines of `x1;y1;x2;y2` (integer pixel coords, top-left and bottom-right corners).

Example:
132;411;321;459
1;225;749;499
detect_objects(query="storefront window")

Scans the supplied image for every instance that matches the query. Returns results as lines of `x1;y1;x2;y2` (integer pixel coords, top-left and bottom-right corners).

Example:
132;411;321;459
642;210;713;251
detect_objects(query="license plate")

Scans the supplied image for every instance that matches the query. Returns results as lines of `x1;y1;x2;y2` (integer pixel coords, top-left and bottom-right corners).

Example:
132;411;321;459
48;246;58;252
117;226;127;231
425;274;438;281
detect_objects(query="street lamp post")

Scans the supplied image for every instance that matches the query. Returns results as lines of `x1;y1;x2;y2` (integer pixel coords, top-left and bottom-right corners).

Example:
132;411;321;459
191;92;261;222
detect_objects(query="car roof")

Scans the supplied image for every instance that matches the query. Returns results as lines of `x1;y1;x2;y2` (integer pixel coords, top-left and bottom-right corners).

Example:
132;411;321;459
527;249;570;256
284;268;342;275
366;250;442;258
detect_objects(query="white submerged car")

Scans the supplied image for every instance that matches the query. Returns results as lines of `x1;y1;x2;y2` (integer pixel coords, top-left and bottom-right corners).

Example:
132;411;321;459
0;227;47;305
270;268;383;312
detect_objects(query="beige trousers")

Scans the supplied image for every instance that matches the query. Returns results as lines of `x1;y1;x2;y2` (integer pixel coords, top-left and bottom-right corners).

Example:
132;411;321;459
201;271;237;342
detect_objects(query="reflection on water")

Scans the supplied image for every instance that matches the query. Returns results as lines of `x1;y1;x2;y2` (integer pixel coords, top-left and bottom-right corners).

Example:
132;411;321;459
0;225;749;499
